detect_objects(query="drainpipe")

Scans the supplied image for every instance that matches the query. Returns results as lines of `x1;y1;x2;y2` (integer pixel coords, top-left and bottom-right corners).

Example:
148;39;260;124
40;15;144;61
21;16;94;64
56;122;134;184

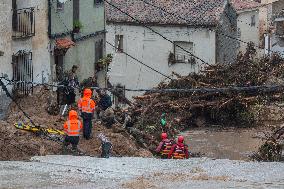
48;0;51;38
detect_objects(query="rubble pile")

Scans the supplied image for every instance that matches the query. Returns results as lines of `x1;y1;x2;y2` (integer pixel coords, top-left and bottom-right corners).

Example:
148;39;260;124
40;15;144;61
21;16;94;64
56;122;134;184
0;87;152;160
126;44;284;152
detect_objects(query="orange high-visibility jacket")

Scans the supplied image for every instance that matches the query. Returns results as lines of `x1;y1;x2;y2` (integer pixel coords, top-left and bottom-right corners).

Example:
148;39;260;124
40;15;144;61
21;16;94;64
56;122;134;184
64;110;82;136
78;88;96;113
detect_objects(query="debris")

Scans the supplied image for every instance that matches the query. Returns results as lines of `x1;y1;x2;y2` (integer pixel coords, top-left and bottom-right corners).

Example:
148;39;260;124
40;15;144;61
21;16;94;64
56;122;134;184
120;44;284;155
252;126;284;161
0;86;152;160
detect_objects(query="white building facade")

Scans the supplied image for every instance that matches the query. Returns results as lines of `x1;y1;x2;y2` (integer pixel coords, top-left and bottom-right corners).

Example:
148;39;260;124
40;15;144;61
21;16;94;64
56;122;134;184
106;0;238;100
107;25;216;99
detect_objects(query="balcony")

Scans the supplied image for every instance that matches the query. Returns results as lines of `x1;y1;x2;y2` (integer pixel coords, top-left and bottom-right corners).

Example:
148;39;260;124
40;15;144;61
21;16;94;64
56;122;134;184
12;7;35;39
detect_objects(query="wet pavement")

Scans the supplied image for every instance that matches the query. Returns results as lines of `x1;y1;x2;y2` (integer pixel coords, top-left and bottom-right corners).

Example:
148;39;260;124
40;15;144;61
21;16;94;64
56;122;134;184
0;155;283;189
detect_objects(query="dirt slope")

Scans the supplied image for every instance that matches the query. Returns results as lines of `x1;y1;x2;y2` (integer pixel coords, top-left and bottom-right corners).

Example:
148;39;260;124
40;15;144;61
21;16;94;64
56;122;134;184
0;87;152;161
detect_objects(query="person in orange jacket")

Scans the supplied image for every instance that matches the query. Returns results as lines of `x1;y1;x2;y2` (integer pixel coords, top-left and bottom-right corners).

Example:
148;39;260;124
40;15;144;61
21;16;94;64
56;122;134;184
78;88;96;140
155;133;174;159
63;110;83;152
168;136;189;159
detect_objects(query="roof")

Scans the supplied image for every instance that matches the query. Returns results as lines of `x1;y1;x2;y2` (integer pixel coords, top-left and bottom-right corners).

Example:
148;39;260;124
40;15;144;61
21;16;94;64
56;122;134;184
106;0;229;27
231;0;261;11
55;38;75;49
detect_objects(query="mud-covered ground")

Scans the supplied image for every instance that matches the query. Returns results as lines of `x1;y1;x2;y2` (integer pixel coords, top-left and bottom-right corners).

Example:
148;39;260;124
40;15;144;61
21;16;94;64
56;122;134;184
0;87;152;160
0;156;284;189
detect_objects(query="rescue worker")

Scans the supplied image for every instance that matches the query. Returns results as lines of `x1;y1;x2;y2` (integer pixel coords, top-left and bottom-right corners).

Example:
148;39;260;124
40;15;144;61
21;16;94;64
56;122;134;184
168;136;189;159
155;133;174;159
78;88;96;140
63;110;82;153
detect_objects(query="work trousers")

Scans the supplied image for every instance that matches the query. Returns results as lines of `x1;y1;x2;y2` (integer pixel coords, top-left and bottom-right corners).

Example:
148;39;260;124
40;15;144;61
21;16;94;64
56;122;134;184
64;136;79;150
81;112;93;140
101;142;112;158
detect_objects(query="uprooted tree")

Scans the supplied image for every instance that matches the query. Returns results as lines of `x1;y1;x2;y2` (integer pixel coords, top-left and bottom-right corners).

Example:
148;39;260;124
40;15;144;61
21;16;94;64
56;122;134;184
119;43;284;155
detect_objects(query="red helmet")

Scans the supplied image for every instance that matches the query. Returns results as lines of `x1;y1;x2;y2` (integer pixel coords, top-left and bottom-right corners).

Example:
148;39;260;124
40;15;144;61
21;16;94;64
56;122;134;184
161;133;167;139
178;136;184;143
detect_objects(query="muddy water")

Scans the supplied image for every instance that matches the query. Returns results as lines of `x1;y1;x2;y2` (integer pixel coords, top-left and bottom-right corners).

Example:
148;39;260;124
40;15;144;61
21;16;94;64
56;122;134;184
182;128;268;160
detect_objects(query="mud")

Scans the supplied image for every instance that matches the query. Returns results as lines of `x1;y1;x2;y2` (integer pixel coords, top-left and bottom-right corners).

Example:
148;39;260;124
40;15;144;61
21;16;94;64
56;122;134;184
0;87;152;160
183;127;270;160
0;156;284;189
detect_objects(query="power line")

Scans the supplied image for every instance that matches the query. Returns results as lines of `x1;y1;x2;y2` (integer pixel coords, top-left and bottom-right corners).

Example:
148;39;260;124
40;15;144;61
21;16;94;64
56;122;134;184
106;41;172;80
0;79;38;127
5;77;284;95
50;1;173;81
105;0;211;66
0;78;64;144
140;0;284;57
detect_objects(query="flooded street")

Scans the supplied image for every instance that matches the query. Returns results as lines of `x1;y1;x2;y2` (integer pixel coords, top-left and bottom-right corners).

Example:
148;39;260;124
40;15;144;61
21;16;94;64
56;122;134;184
183;127;267;160
1;156;284;189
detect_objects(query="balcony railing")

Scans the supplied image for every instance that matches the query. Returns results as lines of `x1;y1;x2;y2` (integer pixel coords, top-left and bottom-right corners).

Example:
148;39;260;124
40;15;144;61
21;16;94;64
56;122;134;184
12;7;35;39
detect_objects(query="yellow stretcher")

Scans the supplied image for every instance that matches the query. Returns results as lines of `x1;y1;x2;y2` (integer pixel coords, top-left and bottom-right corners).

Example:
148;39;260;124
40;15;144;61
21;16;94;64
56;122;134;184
14;123;65;136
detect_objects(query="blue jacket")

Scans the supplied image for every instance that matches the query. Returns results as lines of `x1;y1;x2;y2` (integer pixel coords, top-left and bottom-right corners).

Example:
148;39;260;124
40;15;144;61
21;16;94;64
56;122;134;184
99;94;112;111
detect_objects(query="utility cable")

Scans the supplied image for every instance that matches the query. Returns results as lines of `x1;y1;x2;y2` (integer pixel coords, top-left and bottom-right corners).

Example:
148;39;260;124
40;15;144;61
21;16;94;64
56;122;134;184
5;77;284;95
50;2;173;80
104;0;211;66
0;78;63;144
0;78;38;127
140;0;284;57
106;41;172;80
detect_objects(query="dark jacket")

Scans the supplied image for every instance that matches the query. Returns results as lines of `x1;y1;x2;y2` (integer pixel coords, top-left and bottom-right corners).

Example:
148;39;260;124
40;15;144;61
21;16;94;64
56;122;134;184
99;94;112;111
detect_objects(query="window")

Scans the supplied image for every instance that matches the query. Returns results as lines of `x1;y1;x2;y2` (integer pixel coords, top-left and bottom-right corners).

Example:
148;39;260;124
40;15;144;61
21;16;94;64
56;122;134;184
115;35;123;53
251;15;256;27
173;41;194;63
94;0;103;5
12;51;33;95
95;39;104;63
12;7;35;38
276;21;284;36
57;0;64;10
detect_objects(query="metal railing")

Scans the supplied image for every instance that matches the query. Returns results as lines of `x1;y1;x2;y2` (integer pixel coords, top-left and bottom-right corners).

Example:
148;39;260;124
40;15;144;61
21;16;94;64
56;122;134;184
12;7;35;39
12;51;33;96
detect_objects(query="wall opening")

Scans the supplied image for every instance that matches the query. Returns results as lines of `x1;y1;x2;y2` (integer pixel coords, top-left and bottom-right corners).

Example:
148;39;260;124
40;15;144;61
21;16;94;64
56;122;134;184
12;51;33;96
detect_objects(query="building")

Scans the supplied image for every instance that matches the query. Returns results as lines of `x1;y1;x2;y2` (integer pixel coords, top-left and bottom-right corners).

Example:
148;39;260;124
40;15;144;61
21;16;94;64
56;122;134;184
106;0;238;99
262;0;284;56
272;9;284;54
232;0;262;55
48;0;106;87
259;0;284;55
0;0;51;118
0;0;106;119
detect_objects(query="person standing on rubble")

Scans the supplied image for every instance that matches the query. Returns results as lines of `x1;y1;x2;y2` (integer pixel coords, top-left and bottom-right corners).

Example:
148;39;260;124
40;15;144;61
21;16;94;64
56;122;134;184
168;136;189;159
155;133;174;159
62;110;83;153
78;88;96;140
97;89;115;128
64;65;80;106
